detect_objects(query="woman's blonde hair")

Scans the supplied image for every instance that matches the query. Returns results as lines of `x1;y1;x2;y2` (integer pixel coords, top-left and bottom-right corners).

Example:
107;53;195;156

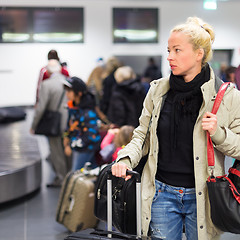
105;56;121;75
114;125;134;148
86;66;104;93
171;17;215;66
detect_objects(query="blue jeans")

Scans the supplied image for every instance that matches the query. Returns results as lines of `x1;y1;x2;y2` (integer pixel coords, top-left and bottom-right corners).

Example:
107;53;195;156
72;150;97;171
150;180;198;240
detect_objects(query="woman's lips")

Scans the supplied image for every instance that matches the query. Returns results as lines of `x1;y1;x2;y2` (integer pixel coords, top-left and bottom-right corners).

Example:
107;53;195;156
170;65;177;70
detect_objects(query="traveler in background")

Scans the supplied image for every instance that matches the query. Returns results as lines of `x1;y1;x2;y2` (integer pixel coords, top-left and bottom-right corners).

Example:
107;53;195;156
143;57;162;82
235;64;240;90
100;125;134;162
112;17;240;240
107;66;146;128
219;63;227;82
225;66;237;88
86;57;106;105
100;56;121;115
141;57;162;94
86;57;110;125
36;49;70;104
31;59;70;187
63;77;101;171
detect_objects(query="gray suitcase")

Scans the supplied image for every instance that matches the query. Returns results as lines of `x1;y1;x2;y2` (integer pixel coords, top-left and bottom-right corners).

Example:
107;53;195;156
56;169;98;232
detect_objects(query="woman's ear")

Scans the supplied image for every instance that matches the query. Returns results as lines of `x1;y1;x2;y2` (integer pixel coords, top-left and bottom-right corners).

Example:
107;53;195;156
197;48;204;62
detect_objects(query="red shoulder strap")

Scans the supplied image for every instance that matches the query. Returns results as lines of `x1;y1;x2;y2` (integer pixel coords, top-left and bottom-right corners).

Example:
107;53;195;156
207;82;230;167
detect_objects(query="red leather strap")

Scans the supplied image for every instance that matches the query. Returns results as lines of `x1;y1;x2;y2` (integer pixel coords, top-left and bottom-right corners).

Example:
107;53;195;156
207;82;230;167
224;176;240;204
229;168;240;178
211;83;230;114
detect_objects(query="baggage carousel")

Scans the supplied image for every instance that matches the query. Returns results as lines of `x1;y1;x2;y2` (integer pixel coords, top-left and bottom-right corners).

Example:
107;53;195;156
0;107;42;204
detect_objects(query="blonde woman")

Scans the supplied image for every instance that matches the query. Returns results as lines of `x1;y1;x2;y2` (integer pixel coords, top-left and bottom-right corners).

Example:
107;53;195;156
112;17;240;240
100;56;121;115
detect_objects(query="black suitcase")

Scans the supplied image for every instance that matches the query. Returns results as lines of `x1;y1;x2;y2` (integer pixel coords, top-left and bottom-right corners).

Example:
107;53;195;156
94;163;141;235
65;169;150;240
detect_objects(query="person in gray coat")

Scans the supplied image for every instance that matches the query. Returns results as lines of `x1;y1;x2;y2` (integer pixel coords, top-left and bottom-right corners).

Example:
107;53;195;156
31;59;70;187
112;17;240;240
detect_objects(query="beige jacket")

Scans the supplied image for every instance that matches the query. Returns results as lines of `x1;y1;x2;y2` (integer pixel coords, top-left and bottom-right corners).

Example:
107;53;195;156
117;68;240;240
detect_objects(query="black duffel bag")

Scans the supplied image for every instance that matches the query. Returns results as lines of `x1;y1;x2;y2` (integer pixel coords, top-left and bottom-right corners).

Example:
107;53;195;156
94;163;138;235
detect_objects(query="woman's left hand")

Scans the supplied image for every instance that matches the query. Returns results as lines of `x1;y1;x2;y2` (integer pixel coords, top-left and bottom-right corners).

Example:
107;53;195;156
202;112;218;135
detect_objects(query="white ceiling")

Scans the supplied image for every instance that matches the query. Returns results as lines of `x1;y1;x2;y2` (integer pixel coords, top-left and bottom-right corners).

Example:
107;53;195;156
122;0;239;1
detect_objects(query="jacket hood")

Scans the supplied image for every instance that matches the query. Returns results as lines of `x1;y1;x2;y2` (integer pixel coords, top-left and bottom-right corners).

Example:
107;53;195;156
116;78;144;94
78;91;96;109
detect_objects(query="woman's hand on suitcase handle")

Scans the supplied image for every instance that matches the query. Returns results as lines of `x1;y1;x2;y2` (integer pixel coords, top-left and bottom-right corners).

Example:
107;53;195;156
112;162;132;181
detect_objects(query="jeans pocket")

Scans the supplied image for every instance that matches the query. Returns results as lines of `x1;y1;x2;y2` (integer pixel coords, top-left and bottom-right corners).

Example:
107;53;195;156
152;185;161;202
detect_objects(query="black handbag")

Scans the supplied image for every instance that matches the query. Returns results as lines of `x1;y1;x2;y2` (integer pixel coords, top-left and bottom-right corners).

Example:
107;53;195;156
206;82;240;233
35;91;65;137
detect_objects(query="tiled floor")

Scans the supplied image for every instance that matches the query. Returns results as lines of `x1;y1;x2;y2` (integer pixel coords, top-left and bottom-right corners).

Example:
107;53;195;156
0;111;239;240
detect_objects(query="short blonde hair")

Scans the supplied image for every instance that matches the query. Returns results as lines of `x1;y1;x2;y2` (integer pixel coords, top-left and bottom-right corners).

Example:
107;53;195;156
171;17;215;66
114;66;136;83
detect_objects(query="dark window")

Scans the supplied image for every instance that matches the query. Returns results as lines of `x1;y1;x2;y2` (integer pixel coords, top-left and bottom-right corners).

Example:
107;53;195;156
33;8;84;43
113;8;159;43
0;7;84;43
0;8;30;42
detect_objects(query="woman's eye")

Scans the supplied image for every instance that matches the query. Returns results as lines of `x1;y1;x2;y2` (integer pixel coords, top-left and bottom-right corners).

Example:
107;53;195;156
176;49;180;52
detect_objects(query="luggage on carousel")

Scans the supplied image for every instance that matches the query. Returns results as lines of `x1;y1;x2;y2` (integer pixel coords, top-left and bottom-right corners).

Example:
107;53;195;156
64;167;150;239
0;107;26;123
56;168;98;232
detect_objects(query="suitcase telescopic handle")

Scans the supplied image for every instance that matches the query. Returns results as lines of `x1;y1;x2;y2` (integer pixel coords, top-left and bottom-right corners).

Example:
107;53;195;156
107;168;141;182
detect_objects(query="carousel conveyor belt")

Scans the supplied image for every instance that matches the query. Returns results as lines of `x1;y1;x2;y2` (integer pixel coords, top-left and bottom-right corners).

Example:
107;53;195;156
0;107;41;204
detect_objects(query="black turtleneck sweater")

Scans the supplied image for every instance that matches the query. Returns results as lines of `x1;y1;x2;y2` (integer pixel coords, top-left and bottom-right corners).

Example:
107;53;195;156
156;89;196;187
155;64;210;188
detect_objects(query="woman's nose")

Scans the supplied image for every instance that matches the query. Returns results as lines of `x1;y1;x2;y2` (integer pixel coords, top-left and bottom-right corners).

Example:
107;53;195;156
167;54;171;61
168;52;176;62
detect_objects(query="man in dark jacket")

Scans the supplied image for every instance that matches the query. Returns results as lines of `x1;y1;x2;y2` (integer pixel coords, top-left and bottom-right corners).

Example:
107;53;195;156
143;57;162;82
107;66;146;127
